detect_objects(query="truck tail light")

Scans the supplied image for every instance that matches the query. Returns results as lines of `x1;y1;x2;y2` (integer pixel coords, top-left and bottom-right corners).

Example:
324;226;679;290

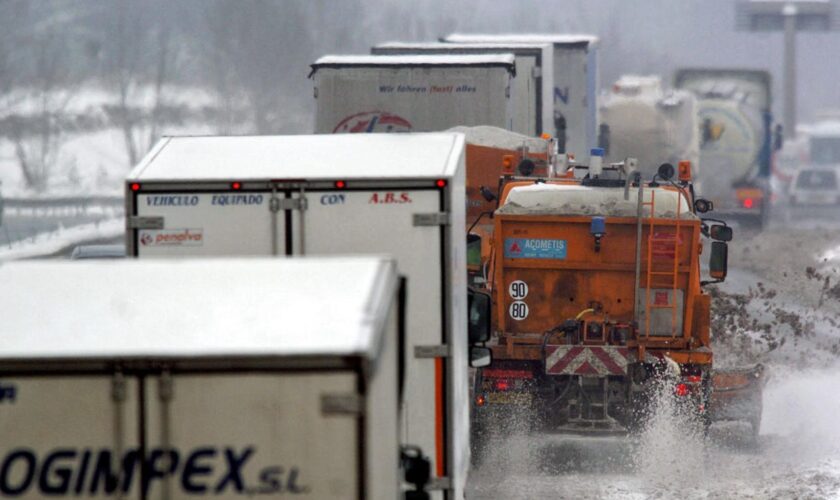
231;181;242;190
493;379;511;391
743;198;754;209
130;183;141;192
675;383;690;397
435;179;447;188
334;180;346;189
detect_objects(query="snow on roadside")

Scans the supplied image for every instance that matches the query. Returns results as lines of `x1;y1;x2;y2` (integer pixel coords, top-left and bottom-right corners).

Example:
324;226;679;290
0;218;123;261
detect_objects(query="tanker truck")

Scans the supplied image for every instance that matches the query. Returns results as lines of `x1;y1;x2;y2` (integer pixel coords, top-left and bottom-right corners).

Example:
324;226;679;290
674;68;780;228
599;75;699;184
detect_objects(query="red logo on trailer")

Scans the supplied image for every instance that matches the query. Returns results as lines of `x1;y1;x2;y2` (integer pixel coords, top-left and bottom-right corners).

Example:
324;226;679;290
368;192;412;204
333;111;413;133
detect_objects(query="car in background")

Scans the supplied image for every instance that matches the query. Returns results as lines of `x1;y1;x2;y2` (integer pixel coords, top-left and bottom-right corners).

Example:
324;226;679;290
69;244;125;260
789;168;840;206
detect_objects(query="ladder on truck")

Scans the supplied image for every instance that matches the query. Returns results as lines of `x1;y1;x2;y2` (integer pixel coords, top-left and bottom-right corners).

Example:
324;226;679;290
640;189;683;339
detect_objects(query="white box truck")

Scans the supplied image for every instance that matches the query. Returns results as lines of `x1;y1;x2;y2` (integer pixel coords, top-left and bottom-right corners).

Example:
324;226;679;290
0;258;401;499
125;133;486;500
371;42;553;137
443;34;599;163
310;54;516;135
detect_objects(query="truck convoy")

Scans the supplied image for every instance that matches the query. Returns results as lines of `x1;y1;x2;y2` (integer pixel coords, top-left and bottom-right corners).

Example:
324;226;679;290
674;68;778;227
371;42;553;137
468;151;746;461
125;133;488;500
443;34;599;163
599;75;699;182
311;55;516;135
0;258;403;499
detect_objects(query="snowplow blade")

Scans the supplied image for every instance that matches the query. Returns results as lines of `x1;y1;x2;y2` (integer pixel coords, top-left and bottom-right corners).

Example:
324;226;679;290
709;364;765;431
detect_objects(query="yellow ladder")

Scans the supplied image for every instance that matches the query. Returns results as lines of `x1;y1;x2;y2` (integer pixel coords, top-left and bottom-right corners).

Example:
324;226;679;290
641;189;682;338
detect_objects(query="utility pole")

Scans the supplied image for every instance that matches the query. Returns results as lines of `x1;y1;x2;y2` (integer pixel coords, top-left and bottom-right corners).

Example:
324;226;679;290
737;0;835;139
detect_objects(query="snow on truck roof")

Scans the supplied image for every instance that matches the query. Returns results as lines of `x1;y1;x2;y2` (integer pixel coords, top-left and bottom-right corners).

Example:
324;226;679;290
0;258;397;360
444;33;599;46
498;183;697;219
373;41;551;52
312;54;516;71
129;133;464;181
448;126;550;152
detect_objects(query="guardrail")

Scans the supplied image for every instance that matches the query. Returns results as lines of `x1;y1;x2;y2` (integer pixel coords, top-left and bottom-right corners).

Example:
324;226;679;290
3;196;124;217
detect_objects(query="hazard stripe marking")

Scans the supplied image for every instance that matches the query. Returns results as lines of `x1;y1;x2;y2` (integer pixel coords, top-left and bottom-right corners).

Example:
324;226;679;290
545;346;635;376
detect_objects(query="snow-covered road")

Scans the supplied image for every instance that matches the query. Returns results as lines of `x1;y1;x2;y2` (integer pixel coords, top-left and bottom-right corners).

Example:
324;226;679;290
467;218;840;499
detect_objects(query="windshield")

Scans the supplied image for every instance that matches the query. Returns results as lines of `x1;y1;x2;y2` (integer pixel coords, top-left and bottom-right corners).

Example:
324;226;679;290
796;169;838;190
810;137;840;165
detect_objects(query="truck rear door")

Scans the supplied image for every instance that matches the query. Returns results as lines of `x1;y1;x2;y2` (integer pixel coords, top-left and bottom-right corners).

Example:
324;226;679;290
144;371;361;499
133;192;277;257
0;374;140;499
296;185;448;485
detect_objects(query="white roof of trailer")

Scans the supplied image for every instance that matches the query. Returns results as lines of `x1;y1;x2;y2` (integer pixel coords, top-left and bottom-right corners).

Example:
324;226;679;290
373;41;551;53
498;183;696;219
128;133;464;181
447;126;550;152
313;54;516;67
0;258;396;360
444;33;599;46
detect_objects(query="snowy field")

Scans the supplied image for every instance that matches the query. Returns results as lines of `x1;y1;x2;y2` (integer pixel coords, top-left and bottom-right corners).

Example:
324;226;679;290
468;214;840;499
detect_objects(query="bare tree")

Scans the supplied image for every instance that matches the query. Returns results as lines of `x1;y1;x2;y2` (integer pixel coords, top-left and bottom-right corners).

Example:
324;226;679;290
8;33;74;192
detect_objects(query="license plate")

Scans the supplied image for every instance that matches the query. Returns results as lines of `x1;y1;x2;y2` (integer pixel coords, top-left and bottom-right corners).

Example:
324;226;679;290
486;391;532;405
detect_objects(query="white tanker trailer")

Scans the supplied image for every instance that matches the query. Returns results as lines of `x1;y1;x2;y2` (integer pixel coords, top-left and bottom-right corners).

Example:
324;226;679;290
598;75;699;181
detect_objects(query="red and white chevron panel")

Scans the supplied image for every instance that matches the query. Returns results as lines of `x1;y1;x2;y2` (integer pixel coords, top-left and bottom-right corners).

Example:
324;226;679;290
544;346;635;376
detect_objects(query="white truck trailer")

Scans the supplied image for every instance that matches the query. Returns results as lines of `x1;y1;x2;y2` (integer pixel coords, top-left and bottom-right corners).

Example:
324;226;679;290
125;133;485;500
310;54;516;135
0;258;401;499
443;33;599;163
371;42;553;137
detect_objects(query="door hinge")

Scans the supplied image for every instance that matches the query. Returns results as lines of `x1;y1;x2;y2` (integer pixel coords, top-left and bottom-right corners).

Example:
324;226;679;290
426;477;452;490
111;371;126;403
271;197;308;212
158;370;174;402
128;216;164;230
413;212;450;227
321;393;364;416
414;345;450;359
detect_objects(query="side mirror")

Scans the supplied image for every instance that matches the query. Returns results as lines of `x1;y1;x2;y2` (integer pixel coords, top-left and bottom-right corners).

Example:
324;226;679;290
469;346;492;368
709;224;733;242
479;186;497;202
467;288;492;344
710;241;728;281
467;233;482;267
694;198;713;213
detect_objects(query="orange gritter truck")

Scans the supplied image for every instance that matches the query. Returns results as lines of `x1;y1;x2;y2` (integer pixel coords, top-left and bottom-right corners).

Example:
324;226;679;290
468;150;743;458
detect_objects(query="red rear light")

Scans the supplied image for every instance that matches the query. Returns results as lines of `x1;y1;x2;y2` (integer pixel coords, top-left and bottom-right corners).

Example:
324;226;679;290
685;375;702;384
493;379;511;391
743;198;754;209
435;179;447;188
231;182;242;190
334;180;346;189
130;183;141;192
675;383;690;397
475;395;486;407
